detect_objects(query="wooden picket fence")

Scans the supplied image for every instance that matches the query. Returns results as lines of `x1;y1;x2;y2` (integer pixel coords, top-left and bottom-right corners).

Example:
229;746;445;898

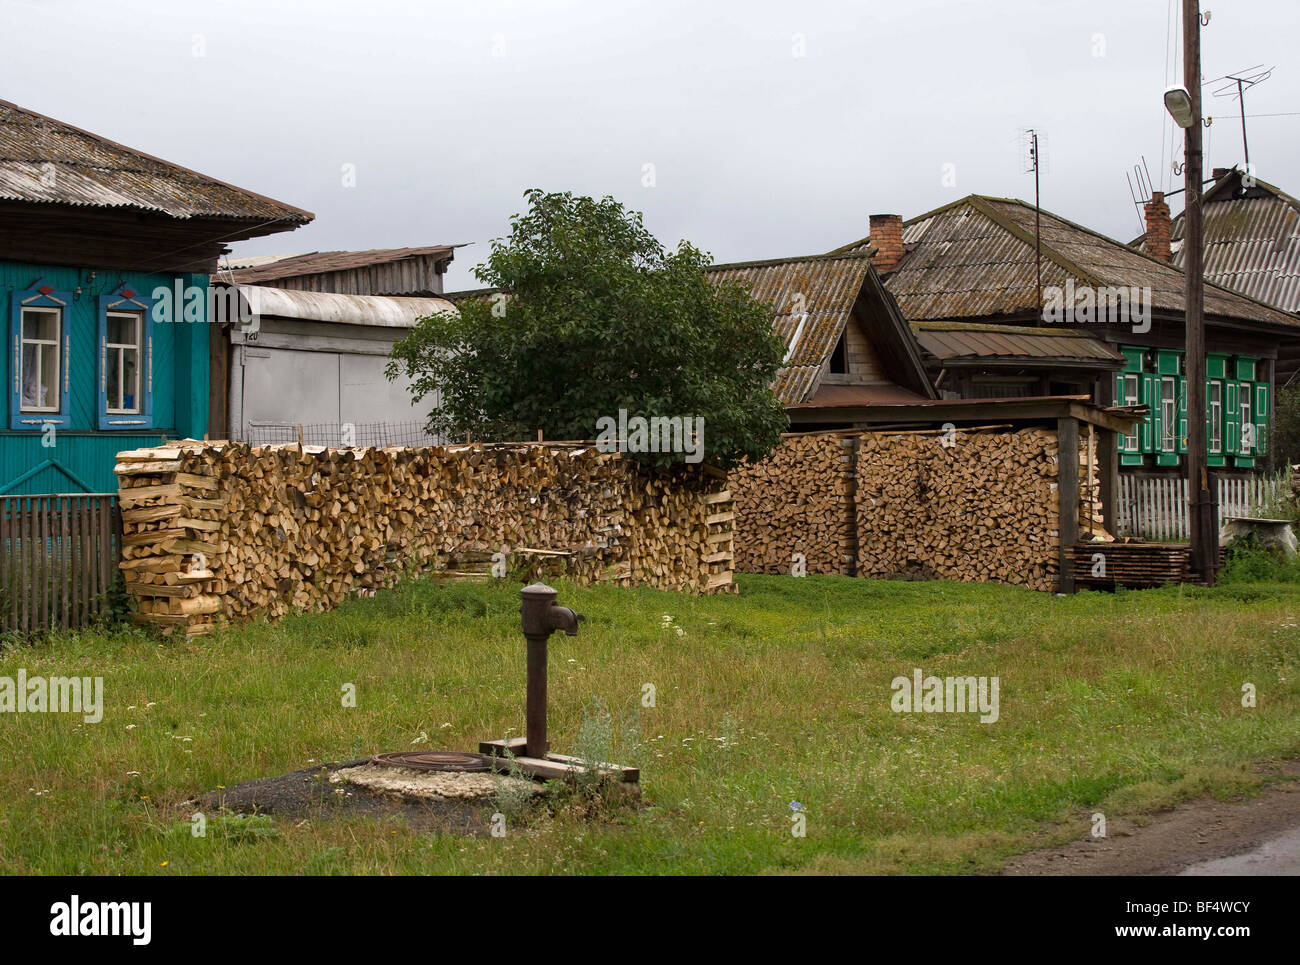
0;494;121;633
1116;475;1287;541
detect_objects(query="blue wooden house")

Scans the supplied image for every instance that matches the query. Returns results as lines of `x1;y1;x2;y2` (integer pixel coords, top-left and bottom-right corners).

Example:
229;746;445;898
0;100;312;495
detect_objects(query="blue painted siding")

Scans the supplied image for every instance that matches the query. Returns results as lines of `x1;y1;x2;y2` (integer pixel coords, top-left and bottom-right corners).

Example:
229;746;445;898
0;261;210;494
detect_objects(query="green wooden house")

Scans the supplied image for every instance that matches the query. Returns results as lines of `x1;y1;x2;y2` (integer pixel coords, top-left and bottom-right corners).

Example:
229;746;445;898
834;197;1300;477
0;100;312;495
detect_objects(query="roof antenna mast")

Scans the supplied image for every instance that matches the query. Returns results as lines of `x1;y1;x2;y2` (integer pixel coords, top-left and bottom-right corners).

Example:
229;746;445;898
1211;65;1274;171
1023;129;1043;319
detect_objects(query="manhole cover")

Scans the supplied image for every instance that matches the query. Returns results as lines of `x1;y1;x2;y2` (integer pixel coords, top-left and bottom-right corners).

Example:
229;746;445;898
370;751;493;773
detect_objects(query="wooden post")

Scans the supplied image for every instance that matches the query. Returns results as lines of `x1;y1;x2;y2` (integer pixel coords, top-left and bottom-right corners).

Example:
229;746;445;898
1058;416;1079;593
1098;426;1119;536
1183;0;1217;584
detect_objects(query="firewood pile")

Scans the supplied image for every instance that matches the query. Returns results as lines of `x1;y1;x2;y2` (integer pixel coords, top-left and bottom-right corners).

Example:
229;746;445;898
728;431;857;575
854;427;1063;591
1076;428;1108;541
116;440;734;636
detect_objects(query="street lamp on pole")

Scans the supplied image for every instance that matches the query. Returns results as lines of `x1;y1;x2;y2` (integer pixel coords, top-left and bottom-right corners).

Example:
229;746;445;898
1165;1;1217;584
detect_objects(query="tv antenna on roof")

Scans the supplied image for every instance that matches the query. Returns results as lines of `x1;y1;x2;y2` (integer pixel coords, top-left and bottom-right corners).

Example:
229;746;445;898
1211;64;1274;170
1020;128;1046;317
1125;156;1157;235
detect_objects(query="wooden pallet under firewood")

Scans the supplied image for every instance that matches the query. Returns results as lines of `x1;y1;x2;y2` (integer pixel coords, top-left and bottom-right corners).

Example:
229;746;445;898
1067;542;1228;589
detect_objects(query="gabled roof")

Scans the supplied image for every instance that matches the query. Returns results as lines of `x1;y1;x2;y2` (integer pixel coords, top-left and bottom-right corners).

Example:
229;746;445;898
0;99;312;228
836;194;1298;329
222;246;457;285
1140;169;1300;313
707;251;935;405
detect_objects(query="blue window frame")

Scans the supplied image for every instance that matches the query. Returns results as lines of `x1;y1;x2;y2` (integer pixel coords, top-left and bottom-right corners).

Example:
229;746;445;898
9;284;73;430
98;290;154;430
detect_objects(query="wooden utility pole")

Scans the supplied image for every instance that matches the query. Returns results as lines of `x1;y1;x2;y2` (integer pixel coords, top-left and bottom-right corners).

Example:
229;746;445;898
1183;0;1217;583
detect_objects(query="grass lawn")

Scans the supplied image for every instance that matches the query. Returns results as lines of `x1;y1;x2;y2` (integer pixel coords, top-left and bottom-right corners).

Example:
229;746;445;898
2;571;1299;875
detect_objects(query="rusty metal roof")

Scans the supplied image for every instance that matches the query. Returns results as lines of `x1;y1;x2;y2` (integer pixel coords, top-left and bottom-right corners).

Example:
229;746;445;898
0;99;312;226
837;194;1298;329
913;321;1124;367
1156;170;1300;313
223;246;457;285
707;251;932;405
793;382;930;407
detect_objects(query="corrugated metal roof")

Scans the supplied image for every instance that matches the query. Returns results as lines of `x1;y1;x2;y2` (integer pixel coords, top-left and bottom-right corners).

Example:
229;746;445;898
0;99;312;225
219;253;307;271
912;322;1124;365
707;252;879;405
224;246;456;285
238;285;456;329
1160;171;1300;313
838;194;1298;329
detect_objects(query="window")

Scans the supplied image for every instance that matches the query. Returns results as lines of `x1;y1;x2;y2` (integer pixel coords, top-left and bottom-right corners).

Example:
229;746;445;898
10;285;72;429
1121;373;1140;450
828;333;847;374
105;312;142;414
20;307;61;412
1255;383;1269;454
1208;380;1222;453
1161;377;1176;451
98;291;154;429
1240;390;1253;454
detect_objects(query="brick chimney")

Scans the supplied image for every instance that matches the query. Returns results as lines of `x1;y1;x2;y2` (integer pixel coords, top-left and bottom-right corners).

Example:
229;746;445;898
1143;192;1172;261
868;214;904;272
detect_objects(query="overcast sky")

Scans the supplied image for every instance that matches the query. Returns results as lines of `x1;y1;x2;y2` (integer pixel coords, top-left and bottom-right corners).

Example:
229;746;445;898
3;0;1297;291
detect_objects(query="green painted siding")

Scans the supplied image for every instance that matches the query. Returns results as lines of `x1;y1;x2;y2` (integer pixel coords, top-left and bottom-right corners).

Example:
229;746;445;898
1116;345;1270;471
1;261;210;494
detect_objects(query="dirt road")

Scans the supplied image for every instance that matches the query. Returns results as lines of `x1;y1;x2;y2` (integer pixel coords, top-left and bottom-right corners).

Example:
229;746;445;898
1003;766;1300;876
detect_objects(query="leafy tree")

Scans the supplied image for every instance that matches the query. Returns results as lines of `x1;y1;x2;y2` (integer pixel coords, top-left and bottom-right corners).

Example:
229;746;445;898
1271;381;1300;470
388;189;788;469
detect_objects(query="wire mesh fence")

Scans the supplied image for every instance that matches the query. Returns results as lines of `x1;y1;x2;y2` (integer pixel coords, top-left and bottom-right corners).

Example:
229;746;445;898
243;421;446;448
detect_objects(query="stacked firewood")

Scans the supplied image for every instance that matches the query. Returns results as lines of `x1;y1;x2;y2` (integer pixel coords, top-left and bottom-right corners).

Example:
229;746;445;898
116;451;225;635
728;432;858;575
854;427;1061;591
116;440;733;636
1076;429;1109;540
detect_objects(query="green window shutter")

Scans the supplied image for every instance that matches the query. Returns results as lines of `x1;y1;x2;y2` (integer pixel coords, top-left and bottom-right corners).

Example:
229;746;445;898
1177;377;1188;454
1256;383;1269;457
1236;356;1257;381
1208;379;1225;465
1208;355;1227;380
1140;373;1156;452
1226;381;1239;454
1150;376;1163;455
1121;346;1144;372
1158;350;1181;376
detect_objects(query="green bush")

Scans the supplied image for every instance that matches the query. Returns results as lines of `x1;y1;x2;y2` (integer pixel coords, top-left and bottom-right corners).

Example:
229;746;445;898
1219;531;1300;583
